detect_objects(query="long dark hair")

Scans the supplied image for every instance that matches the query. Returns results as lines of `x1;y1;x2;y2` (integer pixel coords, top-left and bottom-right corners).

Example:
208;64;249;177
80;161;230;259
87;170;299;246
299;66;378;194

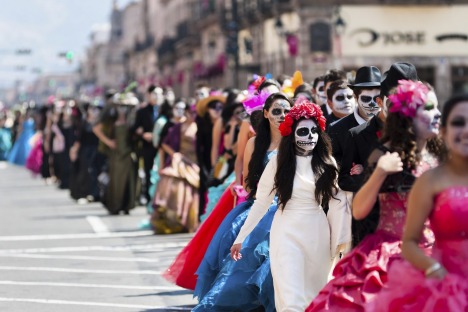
274;117;338;208
244;93;292;198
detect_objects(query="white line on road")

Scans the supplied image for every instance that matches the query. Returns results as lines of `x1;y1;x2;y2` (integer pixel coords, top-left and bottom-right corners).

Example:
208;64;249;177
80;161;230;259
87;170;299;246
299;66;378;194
0;242;187;254
0;280;182;291
0;266;162;275
0;297;192;310
0;253;159;262
86;216;110;234
0;230;153;241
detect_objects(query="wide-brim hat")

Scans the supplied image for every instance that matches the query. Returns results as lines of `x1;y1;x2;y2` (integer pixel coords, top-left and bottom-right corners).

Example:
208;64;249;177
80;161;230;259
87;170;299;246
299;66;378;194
196;95;226;117
380;62;419;97
349;66;381;89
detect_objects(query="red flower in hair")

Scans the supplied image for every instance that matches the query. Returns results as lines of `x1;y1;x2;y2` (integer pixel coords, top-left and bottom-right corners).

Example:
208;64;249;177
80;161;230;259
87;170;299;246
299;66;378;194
251;76;266;92
279;98;326;137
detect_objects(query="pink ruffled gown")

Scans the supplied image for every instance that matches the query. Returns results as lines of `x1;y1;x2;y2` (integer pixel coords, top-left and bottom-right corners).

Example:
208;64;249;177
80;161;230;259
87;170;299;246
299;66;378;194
306;163;435;311
367;186;468;311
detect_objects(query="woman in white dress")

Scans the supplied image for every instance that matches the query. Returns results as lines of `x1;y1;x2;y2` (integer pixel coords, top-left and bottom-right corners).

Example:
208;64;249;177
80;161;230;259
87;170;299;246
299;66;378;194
231;99;351;311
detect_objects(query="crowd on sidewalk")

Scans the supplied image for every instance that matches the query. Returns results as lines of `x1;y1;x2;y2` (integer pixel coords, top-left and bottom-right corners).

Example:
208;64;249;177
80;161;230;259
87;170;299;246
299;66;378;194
1;62;467;311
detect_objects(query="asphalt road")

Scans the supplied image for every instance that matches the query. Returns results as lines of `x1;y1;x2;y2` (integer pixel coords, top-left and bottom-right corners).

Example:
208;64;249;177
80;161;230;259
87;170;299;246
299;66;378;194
0;161;197;312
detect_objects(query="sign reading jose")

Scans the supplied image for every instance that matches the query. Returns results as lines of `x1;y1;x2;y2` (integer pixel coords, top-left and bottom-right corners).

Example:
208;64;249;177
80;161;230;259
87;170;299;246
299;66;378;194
340;6;468;56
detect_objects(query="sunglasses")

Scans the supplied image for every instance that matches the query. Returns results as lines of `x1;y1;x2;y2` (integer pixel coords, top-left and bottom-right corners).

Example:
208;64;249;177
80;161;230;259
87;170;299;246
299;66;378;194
296;126;319;136
208;102;223;111
359;95;379;104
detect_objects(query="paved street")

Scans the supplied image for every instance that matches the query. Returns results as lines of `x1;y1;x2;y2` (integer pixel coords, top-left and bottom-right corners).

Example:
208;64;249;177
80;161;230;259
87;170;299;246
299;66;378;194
0;162;197;312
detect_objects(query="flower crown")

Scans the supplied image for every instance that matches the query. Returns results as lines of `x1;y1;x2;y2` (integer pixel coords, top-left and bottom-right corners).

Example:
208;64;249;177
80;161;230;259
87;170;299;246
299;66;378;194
279;97;326;136
388;80;429;118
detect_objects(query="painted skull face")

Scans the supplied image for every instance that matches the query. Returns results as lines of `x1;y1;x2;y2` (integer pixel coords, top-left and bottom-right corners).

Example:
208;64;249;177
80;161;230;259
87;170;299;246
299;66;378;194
295;119;319;156
172;101;186;119
413;91;441;140
357;88;381;119
266;99;291;128
332;88;356;115
315;81;326;106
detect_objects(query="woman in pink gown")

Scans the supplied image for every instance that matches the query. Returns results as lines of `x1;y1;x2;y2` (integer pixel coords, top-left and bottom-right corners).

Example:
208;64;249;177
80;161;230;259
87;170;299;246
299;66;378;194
367;93;468;311
307;80;444;311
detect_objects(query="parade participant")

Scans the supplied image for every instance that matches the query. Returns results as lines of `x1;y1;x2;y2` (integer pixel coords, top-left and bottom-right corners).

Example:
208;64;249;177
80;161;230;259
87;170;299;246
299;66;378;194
0;111;12;161
131;85;164;204
322;69;347;119
339;62;419;246
294;82;314;102
230;99;351;312
312;75;328;117
325;80;356;126
7;108;35;166
162;79;278;291
93;93;138;215
151;102;199;234
306;80;442;311
195;94;226;216
193;93;292;310
367;93;468;311
328;66;381;166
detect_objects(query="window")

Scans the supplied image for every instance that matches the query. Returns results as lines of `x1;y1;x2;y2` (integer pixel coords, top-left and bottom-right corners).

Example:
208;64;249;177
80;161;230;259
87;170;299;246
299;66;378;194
451;66;468;94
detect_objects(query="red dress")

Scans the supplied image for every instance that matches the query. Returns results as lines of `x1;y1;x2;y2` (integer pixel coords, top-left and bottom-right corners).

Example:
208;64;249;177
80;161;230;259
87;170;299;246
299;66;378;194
366;186;468;311
306;161;436;311
163;186;235;289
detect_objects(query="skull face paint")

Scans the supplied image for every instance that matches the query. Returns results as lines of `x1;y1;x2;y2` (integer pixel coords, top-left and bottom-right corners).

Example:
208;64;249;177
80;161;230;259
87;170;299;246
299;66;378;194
413;91;441;140
315;81;327;106
332;88;356;116
295;119;319;156
266;99;291;128
357;88;381;119
172;101;186;119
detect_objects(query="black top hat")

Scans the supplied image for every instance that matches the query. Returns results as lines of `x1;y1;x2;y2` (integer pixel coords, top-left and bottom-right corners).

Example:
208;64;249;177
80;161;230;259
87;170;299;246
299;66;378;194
349;66;381;88
380;62;419;97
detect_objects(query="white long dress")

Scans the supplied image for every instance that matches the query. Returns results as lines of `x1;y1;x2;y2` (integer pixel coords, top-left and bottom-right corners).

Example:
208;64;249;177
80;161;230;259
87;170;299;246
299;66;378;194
234;154;351;312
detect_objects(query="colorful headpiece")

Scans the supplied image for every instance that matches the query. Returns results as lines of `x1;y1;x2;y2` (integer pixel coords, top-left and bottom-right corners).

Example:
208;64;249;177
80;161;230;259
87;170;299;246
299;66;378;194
388;80;429;118
282;70;304;97
279;97;326;136
242;91;272;115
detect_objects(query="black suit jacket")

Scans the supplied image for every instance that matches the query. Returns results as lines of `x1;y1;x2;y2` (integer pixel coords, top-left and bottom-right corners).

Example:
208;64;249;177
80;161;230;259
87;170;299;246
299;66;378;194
131;104;157;153
338;115;383;193
338;115;384;247
325;112;340;129
327;113;359;167
320;104;330;119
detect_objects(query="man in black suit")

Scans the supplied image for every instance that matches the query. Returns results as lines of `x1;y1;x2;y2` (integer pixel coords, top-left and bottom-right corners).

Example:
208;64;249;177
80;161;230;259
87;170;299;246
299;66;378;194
338;62;419;246
327;66;381;167
131;85;165;204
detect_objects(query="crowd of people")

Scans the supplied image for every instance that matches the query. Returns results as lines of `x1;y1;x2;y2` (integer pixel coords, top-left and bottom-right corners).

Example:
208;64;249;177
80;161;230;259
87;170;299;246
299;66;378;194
1;61;467;311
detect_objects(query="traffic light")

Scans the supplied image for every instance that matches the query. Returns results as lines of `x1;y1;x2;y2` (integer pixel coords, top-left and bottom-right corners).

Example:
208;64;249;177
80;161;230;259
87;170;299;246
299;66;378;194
58;51;74;63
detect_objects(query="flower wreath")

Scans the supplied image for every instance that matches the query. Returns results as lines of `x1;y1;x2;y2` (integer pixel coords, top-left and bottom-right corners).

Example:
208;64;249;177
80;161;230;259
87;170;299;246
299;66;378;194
388;80;429;118
279;97;326;136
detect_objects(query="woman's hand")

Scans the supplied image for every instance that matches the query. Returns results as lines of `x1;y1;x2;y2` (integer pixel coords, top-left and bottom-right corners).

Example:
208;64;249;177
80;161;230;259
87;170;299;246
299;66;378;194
107;139;116;150
376;152;403;174
230;243;242;261
350;163;363;175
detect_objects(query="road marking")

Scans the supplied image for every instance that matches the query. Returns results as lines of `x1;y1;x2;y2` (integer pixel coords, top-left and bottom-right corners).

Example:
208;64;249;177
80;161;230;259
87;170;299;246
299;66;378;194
0;297;192;310
0;242;187;254
0;266;162;275
0;281;182;291
0;230;154;241
86;216;110;234
0;253;160;263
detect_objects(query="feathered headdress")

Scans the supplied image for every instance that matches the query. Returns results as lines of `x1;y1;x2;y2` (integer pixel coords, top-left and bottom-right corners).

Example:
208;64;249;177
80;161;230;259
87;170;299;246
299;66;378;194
282;70;304;97
242;91;272;115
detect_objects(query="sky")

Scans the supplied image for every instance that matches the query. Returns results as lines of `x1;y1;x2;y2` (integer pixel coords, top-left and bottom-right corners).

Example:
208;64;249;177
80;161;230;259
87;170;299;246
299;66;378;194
0;0;135;88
